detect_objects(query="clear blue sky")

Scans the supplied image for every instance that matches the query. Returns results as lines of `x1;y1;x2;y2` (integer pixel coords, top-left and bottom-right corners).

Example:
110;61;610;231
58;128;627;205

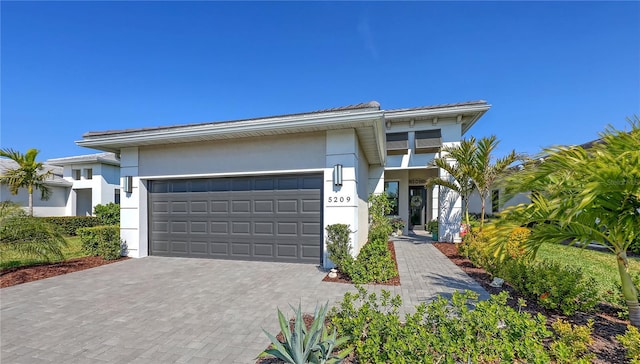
1;1;638;161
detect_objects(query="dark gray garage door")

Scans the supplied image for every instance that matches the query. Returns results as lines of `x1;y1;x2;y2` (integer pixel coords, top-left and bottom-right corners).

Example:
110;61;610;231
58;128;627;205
148;175;322;264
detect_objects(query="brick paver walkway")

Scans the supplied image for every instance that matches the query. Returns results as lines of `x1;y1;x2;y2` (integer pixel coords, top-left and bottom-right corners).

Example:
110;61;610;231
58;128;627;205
1;233;487;364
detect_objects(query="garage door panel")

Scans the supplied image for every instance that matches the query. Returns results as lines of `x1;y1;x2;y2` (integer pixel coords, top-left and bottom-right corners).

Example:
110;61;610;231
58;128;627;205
253;243;274;257
210;242;229;255
210;221;229;234
171;241;188;253
190;221;208;234
232;222;251;234
171;221;188;233
190;201;208;213
277;222;298;236
189;241;208;255
149;174;322;263
302;222;321;236
231;242;251;256
254;222;275;235
301;245;321;259
253;200;274;213
232;200;251;213
171;201;188;213
302;199;321;213
211;201;229;213
277;244;298;259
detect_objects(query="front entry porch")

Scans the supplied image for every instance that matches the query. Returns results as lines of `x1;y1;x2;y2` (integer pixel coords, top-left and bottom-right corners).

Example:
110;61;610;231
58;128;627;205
384;168;438;235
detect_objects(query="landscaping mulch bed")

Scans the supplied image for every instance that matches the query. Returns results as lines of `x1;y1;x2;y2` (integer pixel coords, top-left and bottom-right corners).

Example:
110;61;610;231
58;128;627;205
433;242;629;364
0;256;127;288
322;241;400;286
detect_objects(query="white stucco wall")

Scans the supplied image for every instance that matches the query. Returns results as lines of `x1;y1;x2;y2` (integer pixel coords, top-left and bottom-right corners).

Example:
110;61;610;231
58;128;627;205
0;184;69;216
61;162;120;216
122;131;367;268
468;190;531;215
324;129;361;265
355;141;370;254
138;132;326;177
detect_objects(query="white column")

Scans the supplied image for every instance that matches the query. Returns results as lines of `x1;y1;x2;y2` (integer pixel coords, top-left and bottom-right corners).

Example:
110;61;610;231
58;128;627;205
324;130;359;268
120;147;145;257
438;147;462;242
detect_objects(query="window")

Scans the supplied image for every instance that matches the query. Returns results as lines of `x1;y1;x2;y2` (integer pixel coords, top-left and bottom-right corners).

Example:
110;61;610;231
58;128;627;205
386;132;409;155
72;169;81;180
114;189;120;204
492;189;500;213
384;181;400;215
84;168;93;180
415;129;442;153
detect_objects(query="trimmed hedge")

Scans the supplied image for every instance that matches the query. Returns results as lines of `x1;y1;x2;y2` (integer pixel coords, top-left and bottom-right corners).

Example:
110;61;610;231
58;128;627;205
40;216;102;236
77;225;124;260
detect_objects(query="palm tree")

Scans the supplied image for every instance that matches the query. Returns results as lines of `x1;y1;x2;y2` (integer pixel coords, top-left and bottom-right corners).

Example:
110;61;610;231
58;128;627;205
491;118;640;327
471;136;519;228
426;138;478;228
0;148;52;216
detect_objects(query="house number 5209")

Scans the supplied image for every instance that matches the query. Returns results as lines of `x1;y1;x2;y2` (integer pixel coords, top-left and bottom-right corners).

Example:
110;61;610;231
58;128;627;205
328;196;351;203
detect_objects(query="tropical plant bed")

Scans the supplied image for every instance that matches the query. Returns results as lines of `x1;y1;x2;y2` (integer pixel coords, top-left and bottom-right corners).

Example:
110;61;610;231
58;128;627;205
0;256;127;288
322;241;400;286
433;242;629;364
255;314;357;364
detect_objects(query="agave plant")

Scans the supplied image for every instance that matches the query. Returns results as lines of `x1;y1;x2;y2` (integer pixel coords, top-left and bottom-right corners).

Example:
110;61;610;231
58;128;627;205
258;302;351;364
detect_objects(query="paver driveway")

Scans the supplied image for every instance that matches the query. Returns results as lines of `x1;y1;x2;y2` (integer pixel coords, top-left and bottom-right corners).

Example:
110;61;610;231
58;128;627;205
1;237;487;364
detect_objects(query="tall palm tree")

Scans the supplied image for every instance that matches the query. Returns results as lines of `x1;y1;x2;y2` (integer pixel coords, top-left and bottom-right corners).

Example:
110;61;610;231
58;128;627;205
491;118;640;327
0;148;52;216
471;136;519;228
426;138;478;228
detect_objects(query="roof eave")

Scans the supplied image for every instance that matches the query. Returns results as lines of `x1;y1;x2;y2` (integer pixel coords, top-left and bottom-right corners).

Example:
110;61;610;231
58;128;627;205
77;110;386;163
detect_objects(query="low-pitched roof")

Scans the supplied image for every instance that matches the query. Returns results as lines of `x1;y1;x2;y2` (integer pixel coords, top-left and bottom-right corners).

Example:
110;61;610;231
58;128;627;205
46;152;120;166
0;159;72;187
76;100;490;166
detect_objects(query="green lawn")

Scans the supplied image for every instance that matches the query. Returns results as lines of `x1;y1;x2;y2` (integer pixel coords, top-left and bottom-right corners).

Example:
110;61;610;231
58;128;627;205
536;243;640;305
0;236;86;270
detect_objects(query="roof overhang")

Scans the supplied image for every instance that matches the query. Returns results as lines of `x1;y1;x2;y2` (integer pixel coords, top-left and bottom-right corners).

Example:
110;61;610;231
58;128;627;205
384;102;491;135
77;109;387;165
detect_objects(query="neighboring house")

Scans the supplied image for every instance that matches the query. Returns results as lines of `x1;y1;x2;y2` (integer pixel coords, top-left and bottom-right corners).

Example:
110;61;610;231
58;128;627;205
46;153;121;216
0;159;72;216
77;100;490;267
468;136;605;215
0;153;121;217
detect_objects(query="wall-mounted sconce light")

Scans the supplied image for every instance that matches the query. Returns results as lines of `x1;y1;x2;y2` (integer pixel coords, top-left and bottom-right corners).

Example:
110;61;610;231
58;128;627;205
333;164;343;186
123;176;133;193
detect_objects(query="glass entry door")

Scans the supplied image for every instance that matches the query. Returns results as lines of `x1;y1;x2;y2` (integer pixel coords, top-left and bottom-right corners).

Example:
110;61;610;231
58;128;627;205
409;186;426;230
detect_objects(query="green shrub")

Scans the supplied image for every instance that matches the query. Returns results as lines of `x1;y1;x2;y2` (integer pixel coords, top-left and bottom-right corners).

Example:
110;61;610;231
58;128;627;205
0;206;67;262
93;202;120;225
341;221;397;284
505;227;531;260
549;318;595;363
617;325;640;363
330;287;552;363
498;259;599;315
77;225;123;260
426;219;438;233
40;216;102;236
368;193;392;226
325;224;353;273
347;240;396;284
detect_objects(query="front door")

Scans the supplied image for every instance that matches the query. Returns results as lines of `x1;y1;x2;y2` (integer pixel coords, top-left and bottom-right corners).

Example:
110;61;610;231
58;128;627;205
409;186;426;230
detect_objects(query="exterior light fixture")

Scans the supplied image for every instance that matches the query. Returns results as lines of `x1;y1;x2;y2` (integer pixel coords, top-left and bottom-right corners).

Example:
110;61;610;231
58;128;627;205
333;164;343;186
123;176;133;193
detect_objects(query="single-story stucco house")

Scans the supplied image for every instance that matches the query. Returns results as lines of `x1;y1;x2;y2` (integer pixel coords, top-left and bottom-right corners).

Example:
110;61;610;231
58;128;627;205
0;153;121;216
77;100;490;267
